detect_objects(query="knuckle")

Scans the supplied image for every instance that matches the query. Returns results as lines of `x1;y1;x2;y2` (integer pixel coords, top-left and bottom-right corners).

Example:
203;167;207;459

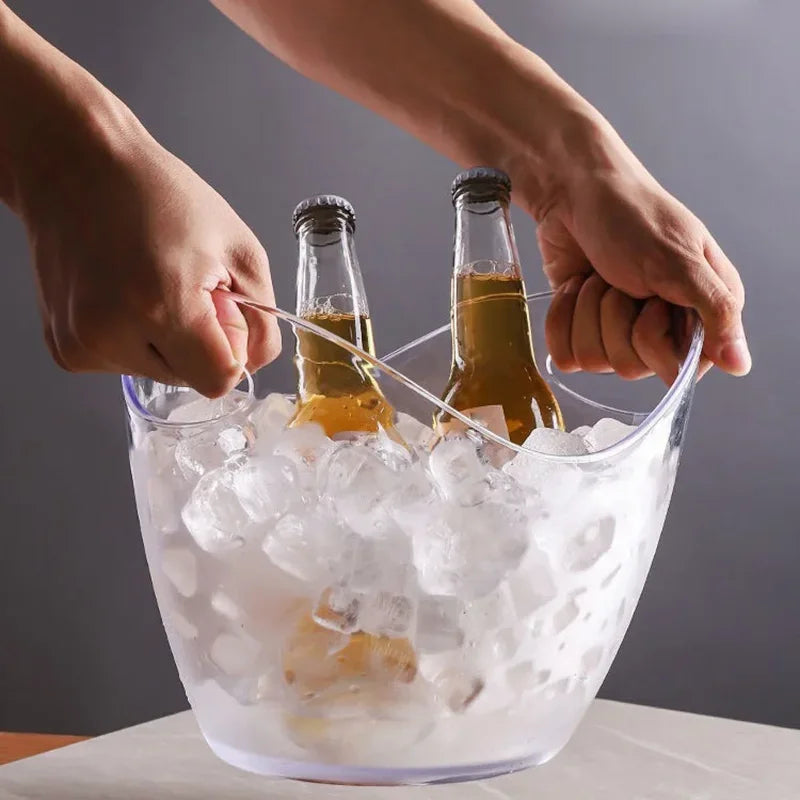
611;357;649;381
574;348;609;373
708;285;742;322
549;345;578;373
54;330;84;372
71;302;109;352
43;328;69;371
631;315;656;354
232;239;270;284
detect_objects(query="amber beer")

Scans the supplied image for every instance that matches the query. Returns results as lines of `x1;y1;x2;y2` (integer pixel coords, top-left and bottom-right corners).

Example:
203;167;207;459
284;195;415;702
436;168;563;444
289;195;395;437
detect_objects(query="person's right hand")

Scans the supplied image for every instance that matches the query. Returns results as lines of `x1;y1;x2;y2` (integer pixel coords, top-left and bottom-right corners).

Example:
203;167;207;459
13;103;279;397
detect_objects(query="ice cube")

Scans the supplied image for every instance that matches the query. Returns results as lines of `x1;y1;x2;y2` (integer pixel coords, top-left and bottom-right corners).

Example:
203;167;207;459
488;627;521;662
320;441;399;538
181;465;251;554
313;585;363;634
563;516;615;572
523;427;590;457
167;393;227;424
503;449;584;510
218;670;280;707
428;435;490;506
584;417;637;452
369;427;413;471
570;425;592;437
464;585;515;632
508;549;557;619
262;509;347;584
142;429;181;474
141;432;189;534
360;591;416;638
432;668;484;713
161;547;197;597
210;589;241;621
249;393;295;439
147;473;184;535
416;594;465;653
412;502;529;600
209;631;262;676
272;423;334;490
387;461;438;536
339;534;383;591
395;412;436;450
230;454;298;523
175;424;250;480
168;609;198;641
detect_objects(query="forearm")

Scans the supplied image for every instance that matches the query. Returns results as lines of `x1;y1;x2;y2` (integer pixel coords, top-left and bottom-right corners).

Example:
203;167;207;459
210;0;630;218
0;2;144;212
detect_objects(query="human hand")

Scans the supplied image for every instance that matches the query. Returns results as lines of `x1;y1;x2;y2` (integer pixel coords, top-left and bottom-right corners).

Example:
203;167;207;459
14;108;279;397
534;120;748;385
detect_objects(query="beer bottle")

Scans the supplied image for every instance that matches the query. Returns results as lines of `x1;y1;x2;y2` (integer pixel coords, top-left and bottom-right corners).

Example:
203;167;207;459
283;195;416;711
435;167;564;445
288;194;396;437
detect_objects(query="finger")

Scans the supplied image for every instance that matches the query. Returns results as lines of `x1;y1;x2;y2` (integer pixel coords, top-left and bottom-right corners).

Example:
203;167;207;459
600;289;652;380
653;254;750;377
117;343;183;385
572;273;613;373
545;275;583;372
228;239;282;371
152;289;244;398
43;325;71;372
212;289;248;368
537;211;591;289
240;303;282;372
704;236;745;306
631;298;681;385
698;357;714;380
675;307;713;381
703;238;750;375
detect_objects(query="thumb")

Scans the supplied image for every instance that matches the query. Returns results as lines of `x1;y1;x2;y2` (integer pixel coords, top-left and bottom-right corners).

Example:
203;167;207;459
657;258;750;377
211;288;248;370
688;272;750;376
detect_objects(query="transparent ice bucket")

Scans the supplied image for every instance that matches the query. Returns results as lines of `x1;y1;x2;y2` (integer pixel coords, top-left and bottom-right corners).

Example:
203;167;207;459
122;292;702;785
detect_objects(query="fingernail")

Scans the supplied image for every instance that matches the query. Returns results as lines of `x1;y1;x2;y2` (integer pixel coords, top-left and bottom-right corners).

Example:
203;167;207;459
720;335;752;376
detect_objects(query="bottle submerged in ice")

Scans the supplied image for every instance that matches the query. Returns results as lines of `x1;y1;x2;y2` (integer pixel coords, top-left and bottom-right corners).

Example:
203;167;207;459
282;195;419;739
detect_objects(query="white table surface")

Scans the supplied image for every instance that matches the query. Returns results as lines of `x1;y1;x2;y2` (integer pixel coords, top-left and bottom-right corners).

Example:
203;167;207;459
1;700;797;800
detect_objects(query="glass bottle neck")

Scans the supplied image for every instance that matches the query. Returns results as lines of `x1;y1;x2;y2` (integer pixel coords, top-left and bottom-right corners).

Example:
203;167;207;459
450;192;534;371
295;221;369;320
453;193;520;277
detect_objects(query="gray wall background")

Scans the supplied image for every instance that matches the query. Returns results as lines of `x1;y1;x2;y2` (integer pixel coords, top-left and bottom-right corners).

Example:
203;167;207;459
1;0;798;736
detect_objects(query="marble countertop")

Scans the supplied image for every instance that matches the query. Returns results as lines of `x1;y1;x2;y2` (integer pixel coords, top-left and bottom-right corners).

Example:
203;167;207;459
1;700;797;799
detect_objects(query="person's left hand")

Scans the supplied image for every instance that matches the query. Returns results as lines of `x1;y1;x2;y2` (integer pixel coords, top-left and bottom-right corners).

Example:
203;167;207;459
535;162;748;385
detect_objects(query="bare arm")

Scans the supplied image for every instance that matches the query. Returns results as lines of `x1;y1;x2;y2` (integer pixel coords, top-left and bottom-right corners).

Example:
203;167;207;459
212;0;750;381
0;2;278;393
209;0;597;220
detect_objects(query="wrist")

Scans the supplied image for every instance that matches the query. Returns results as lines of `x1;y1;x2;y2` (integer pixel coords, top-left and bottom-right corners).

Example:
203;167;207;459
0;5;147;213
478;42;647;221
